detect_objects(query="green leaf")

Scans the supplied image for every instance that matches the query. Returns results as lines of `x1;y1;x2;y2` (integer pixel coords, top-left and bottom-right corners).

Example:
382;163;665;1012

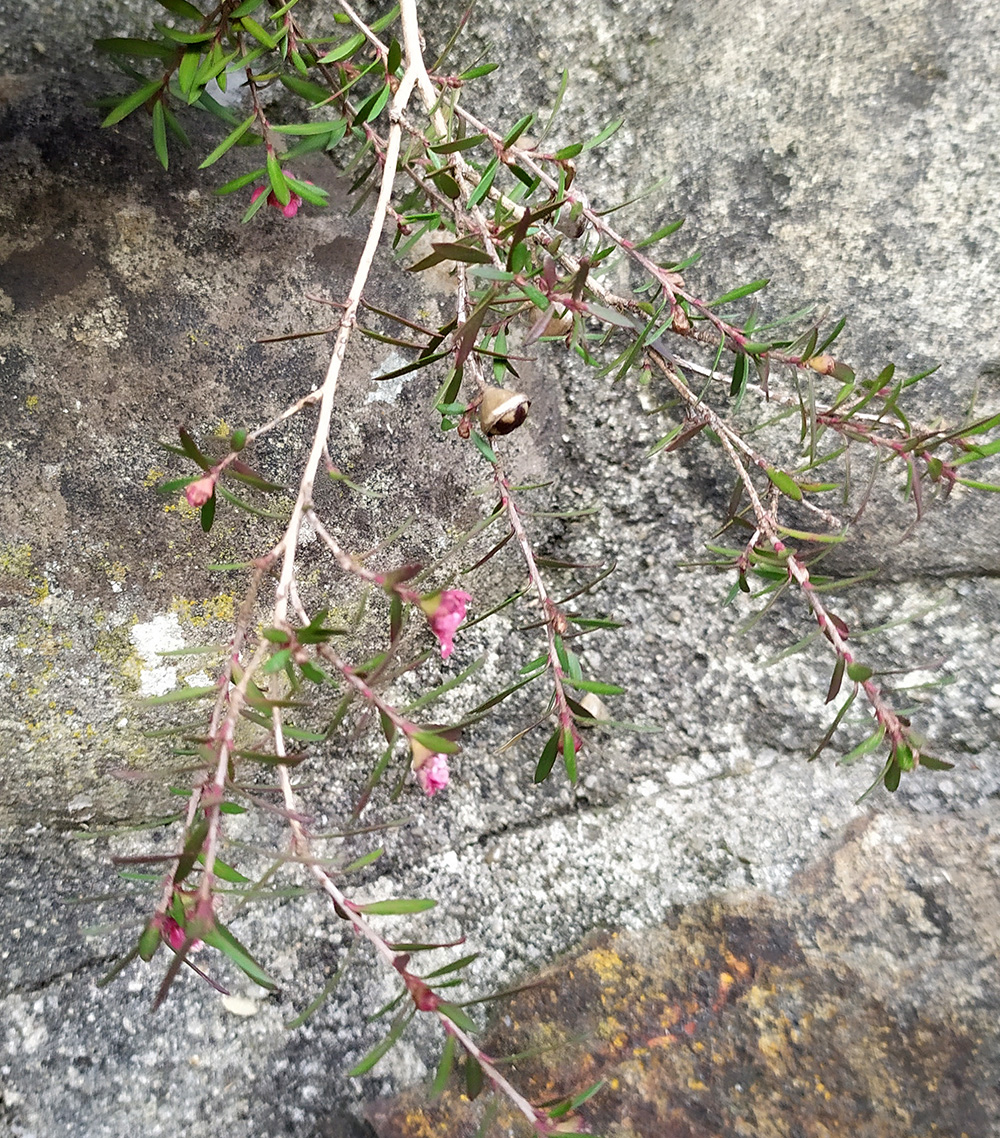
466;158;498;208
230;0;265;15
894;741;915;772
470;432;498;464
709;279;770;307
459;62;499;80
410;731;461;755
409;242;493;270
439;1002;478;1032
200;919;279;990
846;662;873;683
534;729;560;783
553;142;584;160
236;749;308;767
354;83;391;125
269;120;343;136
765;467;803;501
562;727;577;782
200;492;216;532
502;112;534;148
430;134;486;154
883;758;901;792
138;920;161;961
386;37;402;74
564;677;624;695
299;660;327;684
730;351;748;399
317;33;365;64
581;116;624;151
343;848;384;873
918;753;954;771
137;684;217;706
199;113;257;168
95;37;176;61
266;149;290;206
152;100;168;169
838;724;886;765
279;74;331;104
586;302;636;329
356;898;437;915
815;315;847;355
431;1034;457;1098
102;80;163;127
632;218;684;250
177;49;201;98
175;820;209;884
156;0;204;19
285;177;329;207
347;1008;412;1076
262;647;293;674
197;852;250;883
215;166;267;195
956;478;1000;492
238;15;277;48
423;952;480;979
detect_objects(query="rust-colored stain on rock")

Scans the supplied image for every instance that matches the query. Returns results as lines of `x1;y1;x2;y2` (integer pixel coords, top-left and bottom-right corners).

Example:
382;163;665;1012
367;812;999;1138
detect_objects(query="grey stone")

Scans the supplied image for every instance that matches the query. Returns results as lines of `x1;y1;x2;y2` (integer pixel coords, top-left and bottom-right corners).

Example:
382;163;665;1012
1;0;999;1135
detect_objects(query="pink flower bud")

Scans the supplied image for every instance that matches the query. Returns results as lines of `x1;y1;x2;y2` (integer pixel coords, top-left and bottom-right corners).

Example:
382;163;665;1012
415;751;450;796
161;915;202;953
185;474;217;507
250;180;305;219
410;731;458;797
419;589;472;660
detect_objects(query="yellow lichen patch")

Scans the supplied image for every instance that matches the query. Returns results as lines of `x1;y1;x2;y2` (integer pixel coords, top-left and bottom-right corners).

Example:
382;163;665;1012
30;579;50;605
585;943;625;986
25;394;39;411
107;561;128;584
213;419;231;438
164;498;199;518
143;467;166;488
171;593;236;627
0;542;34;577
743;982;776;1012
757;1021;792;1064
94;621;143;693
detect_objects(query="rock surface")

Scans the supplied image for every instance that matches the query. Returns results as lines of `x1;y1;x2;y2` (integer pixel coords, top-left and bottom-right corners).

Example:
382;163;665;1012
2;1;999;1136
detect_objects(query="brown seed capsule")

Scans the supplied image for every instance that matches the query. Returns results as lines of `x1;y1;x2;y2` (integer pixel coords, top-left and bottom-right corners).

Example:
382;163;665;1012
805;353;836;374
479;387;531;436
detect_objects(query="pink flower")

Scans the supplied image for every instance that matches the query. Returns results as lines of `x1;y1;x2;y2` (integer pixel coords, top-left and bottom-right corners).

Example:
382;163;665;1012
413;749;450;797
250;183;304;219
185;474;217;507
419;589;472;659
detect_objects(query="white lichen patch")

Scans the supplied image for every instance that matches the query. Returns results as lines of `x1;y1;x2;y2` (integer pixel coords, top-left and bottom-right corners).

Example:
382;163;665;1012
365;349;413;404
130;612;185;696
71;295;128;350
